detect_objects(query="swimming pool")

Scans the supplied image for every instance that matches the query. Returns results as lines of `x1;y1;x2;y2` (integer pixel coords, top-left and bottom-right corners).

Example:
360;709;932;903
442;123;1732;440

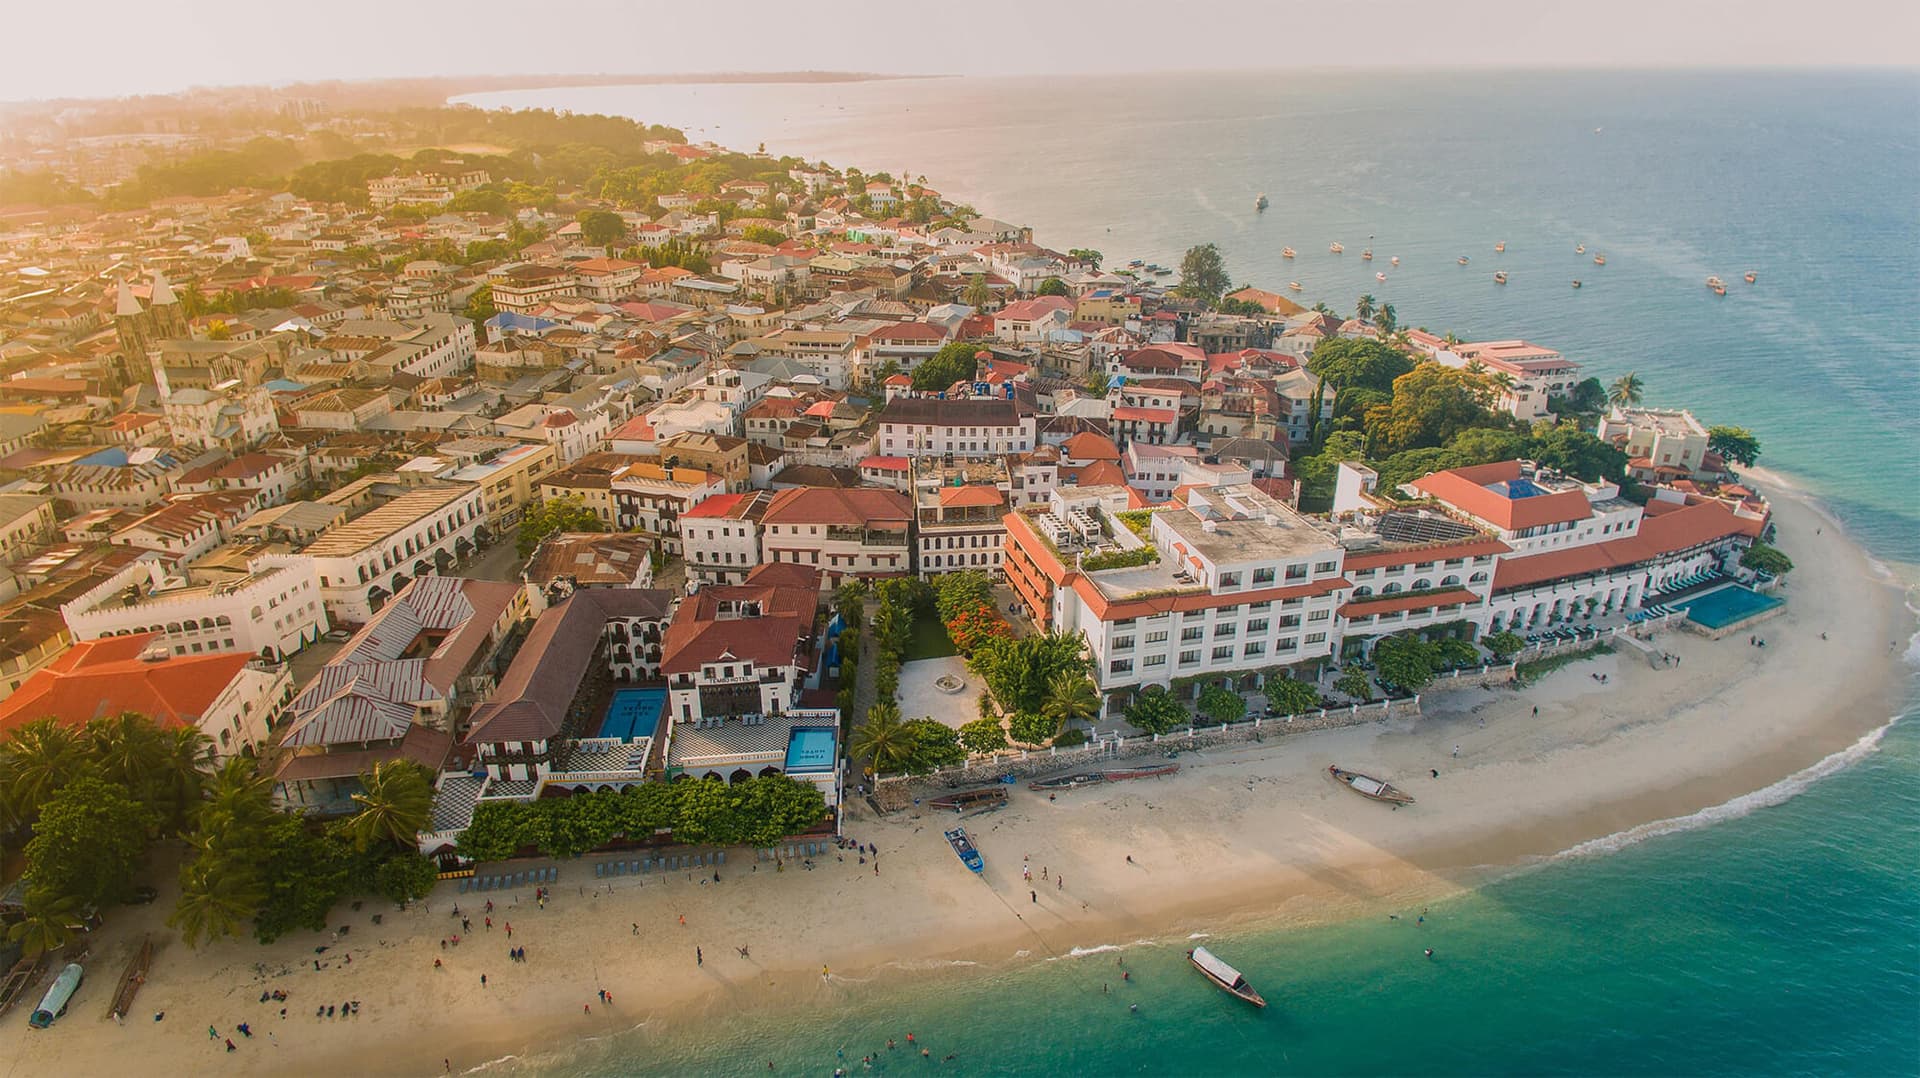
1675;585;1784;630
598;687;666;741
784;726;838;773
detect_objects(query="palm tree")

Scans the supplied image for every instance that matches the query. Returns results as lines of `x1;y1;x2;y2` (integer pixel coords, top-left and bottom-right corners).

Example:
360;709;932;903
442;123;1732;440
1442;331;1461;347
8;889;85;958
170;860;265;948
345;761;434;851
1608;372;1645;408
154;727;215;831
0;719;79;826
1355;294;1376;323
1373;303;1397;335
1310;301;1333;316
848;702;908;774
1041;671;1100;729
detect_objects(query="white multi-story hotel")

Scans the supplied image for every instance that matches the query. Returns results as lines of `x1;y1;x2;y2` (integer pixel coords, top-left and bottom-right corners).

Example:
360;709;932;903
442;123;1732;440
61;552;330;660
303;484;488;623
875;398;1037;459
681;491;771;586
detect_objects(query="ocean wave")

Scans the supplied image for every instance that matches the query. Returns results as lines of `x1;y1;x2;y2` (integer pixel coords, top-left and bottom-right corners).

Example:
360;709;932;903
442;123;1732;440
1551;714;1899;860
1186;932;1211;940
1058;943;1124;959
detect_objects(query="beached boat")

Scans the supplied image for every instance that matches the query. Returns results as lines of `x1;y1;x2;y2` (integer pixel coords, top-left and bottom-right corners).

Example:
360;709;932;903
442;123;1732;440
1744;271;1757;284
1102;762;1181;781
1151;267;1172;276
1328;242;1344;254
1028;771;1107;792
1255;193;1269;211
1287;281;1302;291
1375;271;1387;282
1361;249;1373;261
944;827;984;874
1495;241;1506;253
1493;271;1508;284
1126;259;1145;268
28;964;83;1029
1593;254;1606;265
1282;247;1296;259
1188;946;1266;1008
928;786;1010;815
1706;276;1725;289
1327;765;1415;805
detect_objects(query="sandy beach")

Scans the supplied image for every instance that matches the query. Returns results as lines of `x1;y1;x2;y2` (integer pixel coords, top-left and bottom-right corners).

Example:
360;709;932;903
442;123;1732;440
5;483;1911;1077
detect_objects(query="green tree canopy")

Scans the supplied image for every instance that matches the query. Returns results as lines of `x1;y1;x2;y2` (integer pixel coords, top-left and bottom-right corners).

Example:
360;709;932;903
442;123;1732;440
1175;243;1231;302
345;760;435;851
1008;711;1062;746
1369;364;1503;455
1373;636;1441;692
962;274;993;310
910;340;984;392
1068;248;1103;269
518;495;606;556
1707;425;1762;467
25;775;154;909
1263;676;1319;716
1482;631;1526;661
1335;668;1374;701
1308;338;1416;396
1124;686;1189;735
1741;543;1793;575
1035;277;1070;297
1608;372;1645;407
958;717;1009;755
1196;684;1247;725
577;210;628;247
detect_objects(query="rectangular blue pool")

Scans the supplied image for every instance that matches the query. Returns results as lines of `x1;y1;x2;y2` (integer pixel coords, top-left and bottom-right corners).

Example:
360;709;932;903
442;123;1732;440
598;687;666;741
1676;585;1783;630
784;726;838;773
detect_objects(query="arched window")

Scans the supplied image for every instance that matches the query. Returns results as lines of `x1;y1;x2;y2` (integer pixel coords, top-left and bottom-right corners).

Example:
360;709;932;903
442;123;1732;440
1441;575;1460;587
1352;586;1373;598
1382;582;1403;595
1413;579;1432;591
1469;572;1489;584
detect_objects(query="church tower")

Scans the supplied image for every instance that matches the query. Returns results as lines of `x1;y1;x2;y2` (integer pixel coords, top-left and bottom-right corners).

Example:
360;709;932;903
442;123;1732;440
111;272;188;390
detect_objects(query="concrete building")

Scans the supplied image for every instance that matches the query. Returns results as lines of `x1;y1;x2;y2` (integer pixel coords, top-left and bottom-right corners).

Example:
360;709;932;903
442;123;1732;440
875;397;1037;459
661;563;819;725
1597;407;1715;482
760;487;913;589
0;494;56;565
681;491;772;586
61;552;329;660
303;484;488;623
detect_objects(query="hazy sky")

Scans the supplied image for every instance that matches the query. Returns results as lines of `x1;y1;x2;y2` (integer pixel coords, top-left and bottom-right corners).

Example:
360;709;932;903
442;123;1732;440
6;0;1916;102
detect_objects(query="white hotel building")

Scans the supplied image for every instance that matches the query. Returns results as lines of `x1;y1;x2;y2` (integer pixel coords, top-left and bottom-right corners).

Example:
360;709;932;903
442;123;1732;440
61;552;330;660
303;485;488;623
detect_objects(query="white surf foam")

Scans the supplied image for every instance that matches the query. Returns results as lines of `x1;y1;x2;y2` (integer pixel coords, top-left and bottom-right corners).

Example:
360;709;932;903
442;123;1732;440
1552;714;1898;861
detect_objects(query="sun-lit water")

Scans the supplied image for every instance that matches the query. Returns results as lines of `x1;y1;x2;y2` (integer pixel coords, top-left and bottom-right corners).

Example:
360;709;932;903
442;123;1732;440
454;70;1920;1075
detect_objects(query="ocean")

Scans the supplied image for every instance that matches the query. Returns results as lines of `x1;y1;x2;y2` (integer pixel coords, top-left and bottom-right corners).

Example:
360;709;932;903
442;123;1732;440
453;71;1920;1074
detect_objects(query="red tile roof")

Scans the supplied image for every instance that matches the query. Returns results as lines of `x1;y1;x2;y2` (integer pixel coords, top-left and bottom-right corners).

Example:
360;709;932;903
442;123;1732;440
0;633;253;739
1490;500;1756;592
1060;432;1122;461
1409;461;1593;531
762;486;912;526
938;485;1006;508
660;566;819;675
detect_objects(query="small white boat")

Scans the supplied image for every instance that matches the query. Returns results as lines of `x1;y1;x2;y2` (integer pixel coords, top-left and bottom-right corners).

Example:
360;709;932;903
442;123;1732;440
1744;271;1757;284
1576;244;1587;254
1495;241;1506;253
1389;256;1400;266
1255;193;1269;212
1361;249;1373;261
1457;256;1470;265
1593;254;1606;266
1375;271;1387;282
1706;276;1725;289
1329;242;1344;254
1282;247;1296;259
1493;271;1508;285
1188;946;1266;1007
1287;281;1302;291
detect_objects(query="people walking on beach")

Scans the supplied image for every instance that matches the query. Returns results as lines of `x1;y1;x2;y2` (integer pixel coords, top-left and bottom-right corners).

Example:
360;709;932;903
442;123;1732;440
1431;768;1439;778
1057;876;1063;890
631;923;638;935
480;974;487;987
678;914;686;927
1041;866;1047;880
1031;890;1038;903
1451;745;1460;757
225;1038;237;1052
697;947;703;966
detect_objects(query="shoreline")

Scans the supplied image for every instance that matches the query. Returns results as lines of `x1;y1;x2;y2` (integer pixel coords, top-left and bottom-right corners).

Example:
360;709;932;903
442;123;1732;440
9;480;1911;1077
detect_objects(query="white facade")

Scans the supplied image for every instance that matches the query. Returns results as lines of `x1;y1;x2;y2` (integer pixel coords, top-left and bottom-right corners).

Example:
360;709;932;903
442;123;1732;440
305;486;488;623
62;554;330;660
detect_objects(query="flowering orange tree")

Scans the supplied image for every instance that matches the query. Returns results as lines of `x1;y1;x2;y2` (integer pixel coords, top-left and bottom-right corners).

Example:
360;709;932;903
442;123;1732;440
945;601;1012;655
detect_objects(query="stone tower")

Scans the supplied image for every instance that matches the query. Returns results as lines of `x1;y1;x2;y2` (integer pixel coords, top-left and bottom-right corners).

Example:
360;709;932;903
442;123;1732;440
111;272;188;390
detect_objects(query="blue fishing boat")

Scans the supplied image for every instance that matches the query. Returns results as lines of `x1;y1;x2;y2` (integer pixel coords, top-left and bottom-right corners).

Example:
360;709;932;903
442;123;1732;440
944;826;984;874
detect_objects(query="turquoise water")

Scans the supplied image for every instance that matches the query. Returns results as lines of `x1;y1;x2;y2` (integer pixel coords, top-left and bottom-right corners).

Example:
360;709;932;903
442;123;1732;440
598;687;665;741
457;71;1920;1075
1679;585;1785;630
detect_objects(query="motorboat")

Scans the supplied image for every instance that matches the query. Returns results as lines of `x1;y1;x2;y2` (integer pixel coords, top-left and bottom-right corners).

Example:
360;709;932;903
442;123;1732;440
1576;244;1587;254
1029;771;1107;792
1361;249;1373;261
1282;247;1296;259
1255;193;1269;211
1493;271;1508;284
1389;256;1400;266
1375;271;1387;282
1327;765;1415;805
944;827;984;874
1329;242;1344;254
1288;281;1302;291
927;786;1010;815
1572;279;1583;289
1457;256;1470;265
1706;276;1725;289
1102;762;1181;781
1744;271;1757;284
1495;241;1506;253
1188;946;1266;1007
1593;254;1606;265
